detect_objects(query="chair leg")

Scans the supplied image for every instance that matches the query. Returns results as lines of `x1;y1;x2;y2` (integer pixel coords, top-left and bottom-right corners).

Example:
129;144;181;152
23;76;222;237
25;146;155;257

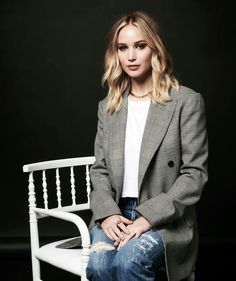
31;255;42;281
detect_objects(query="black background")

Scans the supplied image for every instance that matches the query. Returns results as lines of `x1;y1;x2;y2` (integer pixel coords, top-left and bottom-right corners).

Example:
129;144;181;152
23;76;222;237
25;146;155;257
0;0;235;280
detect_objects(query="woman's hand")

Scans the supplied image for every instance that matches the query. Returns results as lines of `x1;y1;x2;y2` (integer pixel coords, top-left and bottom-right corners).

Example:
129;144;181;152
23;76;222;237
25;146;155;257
101;215;133;244
117;216;151;250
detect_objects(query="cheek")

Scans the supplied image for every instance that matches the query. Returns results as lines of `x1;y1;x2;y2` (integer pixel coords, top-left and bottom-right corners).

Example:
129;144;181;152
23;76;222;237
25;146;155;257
118;53;125;67
143;52;152;67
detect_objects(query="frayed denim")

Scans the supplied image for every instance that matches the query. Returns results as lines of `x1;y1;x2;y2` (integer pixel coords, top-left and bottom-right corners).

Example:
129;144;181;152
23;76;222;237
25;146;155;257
86;198;164;281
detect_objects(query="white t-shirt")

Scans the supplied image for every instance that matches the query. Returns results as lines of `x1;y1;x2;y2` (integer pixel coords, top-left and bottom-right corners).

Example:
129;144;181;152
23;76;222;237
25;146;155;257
122;97;151;198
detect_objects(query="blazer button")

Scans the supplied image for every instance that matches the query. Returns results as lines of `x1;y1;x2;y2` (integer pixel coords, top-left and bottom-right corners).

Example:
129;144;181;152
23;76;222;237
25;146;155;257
168;161;175;168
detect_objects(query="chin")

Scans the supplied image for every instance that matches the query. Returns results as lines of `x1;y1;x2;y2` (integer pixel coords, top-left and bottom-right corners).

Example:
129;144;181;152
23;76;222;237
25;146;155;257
128;73;148;80
125;68;151;80
126;71;143;79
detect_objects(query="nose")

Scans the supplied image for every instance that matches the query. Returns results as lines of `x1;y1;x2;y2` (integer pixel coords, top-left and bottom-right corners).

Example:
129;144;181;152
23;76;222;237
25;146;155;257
128;48;136;61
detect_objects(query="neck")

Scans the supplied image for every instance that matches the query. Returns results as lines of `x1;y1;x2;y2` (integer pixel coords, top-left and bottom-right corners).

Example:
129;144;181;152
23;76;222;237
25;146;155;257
130;74;153;97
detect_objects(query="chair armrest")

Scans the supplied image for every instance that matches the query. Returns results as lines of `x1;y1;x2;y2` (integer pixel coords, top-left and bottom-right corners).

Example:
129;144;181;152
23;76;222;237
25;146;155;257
33;208;91;247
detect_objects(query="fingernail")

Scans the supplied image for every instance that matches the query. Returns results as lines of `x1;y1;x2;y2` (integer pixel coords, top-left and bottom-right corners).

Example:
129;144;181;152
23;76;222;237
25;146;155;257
114;241;118;246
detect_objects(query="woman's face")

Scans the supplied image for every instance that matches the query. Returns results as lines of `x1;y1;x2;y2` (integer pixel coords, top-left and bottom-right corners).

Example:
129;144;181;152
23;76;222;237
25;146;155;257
117;24;152;81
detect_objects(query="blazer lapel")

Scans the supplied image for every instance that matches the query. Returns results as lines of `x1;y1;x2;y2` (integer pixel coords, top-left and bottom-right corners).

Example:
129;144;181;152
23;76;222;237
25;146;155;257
138;93;178;190
109;88;178;193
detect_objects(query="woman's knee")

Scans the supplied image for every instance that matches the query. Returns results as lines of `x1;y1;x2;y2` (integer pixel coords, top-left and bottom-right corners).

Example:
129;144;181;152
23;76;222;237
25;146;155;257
141;231;165;256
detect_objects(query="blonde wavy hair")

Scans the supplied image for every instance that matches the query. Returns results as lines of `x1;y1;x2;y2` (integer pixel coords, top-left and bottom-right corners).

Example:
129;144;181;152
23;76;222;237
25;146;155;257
102;11;179;113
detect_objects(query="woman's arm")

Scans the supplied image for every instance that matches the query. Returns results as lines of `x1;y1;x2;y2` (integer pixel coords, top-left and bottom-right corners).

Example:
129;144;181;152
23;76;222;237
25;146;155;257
90;100;122;222
90;101;133;242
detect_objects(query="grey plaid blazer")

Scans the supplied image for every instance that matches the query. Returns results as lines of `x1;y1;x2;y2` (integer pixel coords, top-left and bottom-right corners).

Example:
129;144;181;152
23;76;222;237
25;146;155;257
89;85;208;281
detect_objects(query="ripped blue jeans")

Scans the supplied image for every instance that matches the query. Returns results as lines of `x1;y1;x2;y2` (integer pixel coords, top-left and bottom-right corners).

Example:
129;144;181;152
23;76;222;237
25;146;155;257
86;198;164;281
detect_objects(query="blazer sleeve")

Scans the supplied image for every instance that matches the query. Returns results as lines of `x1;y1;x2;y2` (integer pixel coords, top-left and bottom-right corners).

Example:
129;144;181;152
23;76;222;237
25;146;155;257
89;100;122;222
136;91;208;227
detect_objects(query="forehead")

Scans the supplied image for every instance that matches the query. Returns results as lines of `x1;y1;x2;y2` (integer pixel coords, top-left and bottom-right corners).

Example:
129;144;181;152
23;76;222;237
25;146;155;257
117;24;145;43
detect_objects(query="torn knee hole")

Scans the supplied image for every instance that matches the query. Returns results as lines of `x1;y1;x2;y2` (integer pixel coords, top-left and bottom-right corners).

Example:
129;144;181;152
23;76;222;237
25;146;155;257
90;242;115;252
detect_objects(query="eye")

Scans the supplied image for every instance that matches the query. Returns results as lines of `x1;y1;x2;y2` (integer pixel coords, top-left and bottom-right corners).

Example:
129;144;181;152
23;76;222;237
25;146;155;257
118;45;127;52
136;43;147;50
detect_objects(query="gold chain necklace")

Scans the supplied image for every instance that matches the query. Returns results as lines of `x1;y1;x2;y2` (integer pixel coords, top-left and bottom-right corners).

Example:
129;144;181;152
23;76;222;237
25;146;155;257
129;92;149;99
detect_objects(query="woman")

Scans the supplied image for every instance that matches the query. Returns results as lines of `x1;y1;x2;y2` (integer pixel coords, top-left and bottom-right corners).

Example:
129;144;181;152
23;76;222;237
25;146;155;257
86;11;208;281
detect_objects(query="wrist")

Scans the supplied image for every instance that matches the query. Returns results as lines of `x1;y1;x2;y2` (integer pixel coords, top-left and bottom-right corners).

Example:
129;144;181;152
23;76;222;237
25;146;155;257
138;216;151;228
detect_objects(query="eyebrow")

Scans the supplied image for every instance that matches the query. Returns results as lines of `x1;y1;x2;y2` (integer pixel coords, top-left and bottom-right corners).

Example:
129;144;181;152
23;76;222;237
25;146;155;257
117;40;146;45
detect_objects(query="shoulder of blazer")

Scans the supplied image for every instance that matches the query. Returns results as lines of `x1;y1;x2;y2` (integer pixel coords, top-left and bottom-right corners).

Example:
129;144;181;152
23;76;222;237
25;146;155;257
98;96;108;112
98;88;130;116
171;85;204;106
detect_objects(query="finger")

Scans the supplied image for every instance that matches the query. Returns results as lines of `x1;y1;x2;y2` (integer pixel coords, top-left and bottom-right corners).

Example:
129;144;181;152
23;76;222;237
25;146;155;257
117;240;124;250
118;232;136;250
105;230;114;241
117;233;133;250
113;241;119;247
117;222;130;235
103;226;114;241
112;225;125;240
120;216;133;225
118;239;127;250
117;237;128;250
103;224;118;241
107;226;121;242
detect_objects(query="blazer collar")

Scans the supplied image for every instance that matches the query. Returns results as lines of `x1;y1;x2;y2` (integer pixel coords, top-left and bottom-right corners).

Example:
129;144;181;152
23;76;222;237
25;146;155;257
109;88;178;191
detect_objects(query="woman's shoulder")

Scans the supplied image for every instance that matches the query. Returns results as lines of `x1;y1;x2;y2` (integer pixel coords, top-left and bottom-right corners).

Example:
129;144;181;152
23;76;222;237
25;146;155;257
170;85;206;114
97;96;108;112
171;85;204;103
172;85;200;96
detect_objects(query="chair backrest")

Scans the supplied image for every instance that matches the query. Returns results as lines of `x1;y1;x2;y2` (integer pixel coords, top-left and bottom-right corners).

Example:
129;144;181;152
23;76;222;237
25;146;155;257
23;156;96;215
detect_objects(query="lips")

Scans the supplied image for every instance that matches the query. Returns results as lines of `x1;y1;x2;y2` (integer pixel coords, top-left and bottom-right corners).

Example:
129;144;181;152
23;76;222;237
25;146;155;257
127;65;140;70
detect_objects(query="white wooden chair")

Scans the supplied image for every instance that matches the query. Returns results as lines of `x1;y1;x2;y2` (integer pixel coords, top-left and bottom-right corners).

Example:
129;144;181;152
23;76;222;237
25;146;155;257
23;155;195;281
23;156;95;281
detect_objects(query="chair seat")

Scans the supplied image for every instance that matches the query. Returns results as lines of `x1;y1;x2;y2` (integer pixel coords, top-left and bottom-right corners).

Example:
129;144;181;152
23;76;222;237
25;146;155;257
35;237;83;276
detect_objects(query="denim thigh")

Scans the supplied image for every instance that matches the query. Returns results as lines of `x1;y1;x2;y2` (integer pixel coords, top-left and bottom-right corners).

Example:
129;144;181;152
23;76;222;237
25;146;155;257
86;224;117;281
